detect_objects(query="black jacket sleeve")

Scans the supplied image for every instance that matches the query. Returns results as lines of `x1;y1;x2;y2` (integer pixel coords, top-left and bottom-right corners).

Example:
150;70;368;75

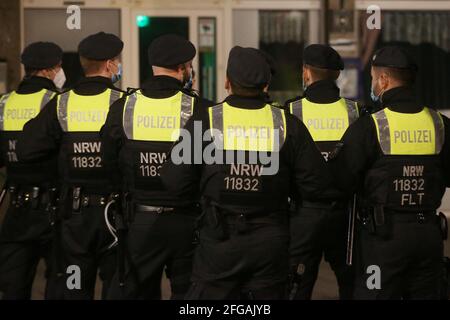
160;111;205;202
285;114;335;201
17;97;62;162
440;115;450;187
329;115;379;195
100;97;127;191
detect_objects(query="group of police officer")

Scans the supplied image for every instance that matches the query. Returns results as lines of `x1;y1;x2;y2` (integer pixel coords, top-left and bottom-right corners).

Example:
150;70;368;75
0;30;449;300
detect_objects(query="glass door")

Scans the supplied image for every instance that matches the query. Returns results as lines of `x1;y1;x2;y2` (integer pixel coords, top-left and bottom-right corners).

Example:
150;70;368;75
131;9;223;102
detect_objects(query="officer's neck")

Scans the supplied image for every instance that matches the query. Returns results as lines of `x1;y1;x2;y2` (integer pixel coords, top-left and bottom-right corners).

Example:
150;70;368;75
85;71;110;79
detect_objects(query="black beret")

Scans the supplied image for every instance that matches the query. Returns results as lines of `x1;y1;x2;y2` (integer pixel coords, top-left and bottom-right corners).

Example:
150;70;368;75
21;42;63;69
258;50;277;76
227;46;271;88
78;32;123;60
372;46;418;71
148;34;196;67
303;44;344;70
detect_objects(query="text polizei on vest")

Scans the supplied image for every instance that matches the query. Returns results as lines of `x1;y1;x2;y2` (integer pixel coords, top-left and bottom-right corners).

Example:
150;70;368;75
170;121;281;176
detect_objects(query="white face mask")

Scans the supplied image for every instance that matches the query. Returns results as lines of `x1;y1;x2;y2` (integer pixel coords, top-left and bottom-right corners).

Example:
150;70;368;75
53;68;66;89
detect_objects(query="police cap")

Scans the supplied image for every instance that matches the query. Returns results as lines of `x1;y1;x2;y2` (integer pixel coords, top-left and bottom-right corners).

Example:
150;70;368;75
21;42;63;69
372;46;418;71
148;34;196;67
258;50;277;76
78;32;123;60
303;44;344;70
227;46;271;88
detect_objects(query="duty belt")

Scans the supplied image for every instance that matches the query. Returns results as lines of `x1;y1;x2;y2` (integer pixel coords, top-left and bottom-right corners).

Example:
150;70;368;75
9;185;52;209
72;187;107;212
301;200;346;210
134;204;175;213
388;211;436;224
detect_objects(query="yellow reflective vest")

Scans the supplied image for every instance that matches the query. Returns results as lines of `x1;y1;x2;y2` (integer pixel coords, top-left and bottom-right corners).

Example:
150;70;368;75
288;97;358;142
56;88;121;132
208;102;286;152
372;107;444;155
0;89;54;131
122;90;194;141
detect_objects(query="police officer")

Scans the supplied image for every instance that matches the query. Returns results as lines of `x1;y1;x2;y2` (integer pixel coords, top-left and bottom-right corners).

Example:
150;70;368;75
101;34;212;299
331;46;450;299
0;42;63;299
161;46;332;299
17;32;125;299
285;44;358;300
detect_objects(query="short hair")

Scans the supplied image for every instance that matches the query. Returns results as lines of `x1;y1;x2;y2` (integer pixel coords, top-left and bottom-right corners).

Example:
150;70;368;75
24;66;40;77
229;79;265;97
304;64;340;82
376;66;416;86
79;56;107;75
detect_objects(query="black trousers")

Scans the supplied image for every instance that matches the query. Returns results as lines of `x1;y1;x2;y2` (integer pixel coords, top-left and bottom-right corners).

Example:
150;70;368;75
185;211;289;300
46;194;116;300
289;206;353;300
107;210;196;300
353;213;443;300
0;200;53;300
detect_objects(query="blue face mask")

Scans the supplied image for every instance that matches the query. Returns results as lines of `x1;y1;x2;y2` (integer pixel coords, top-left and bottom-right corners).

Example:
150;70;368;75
302;78;308;92
183;68;194;90
370;86;380;102
111;63;122;83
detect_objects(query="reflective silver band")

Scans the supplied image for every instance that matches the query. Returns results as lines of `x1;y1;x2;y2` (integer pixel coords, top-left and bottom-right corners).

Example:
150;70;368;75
271;106;285;151
109;90;121;106
373;109;391;155
290;99;303;121
57;91;70;132
40;90;54;110
345;99;359;125
429;109;445;154
123;93;137;139
211;104;224;149
0;93;11;131
180;93;193;128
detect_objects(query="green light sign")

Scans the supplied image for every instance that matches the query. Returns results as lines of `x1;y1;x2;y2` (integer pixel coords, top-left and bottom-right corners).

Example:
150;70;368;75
136;15;150;28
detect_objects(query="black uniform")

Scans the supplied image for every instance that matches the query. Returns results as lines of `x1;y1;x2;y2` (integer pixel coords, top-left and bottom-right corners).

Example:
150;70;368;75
331;74;450;299
161;46;331;299
101;75;212;299
285;79;356;300
0;76;59;299
17;76;124;299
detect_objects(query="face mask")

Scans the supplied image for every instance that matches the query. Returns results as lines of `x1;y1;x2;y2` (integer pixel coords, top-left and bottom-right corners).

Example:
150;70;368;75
370;86;379;102
111;63;122;83
53;68;66;89
183;67;194;90
370;78;384;103
302;77;308;92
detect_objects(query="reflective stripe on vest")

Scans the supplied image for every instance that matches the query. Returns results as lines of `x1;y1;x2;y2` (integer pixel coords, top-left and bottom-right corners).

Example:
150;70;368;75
208;102;286;152
0;89;55;131
57;89;121;132
289;98;358;141
372;107;444;155
122;91;194;141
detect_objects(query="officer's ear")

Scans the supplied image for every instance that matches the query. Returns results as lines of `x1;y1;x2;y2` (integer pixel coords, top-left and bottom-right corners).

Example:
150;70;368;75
378;70;390;91
225;76;231;93
302;65;311;85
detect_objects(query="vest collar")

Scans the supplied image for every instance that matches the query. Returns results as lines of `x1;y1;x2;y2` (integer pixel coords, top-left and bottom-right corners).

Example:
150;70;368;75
382;86;423;114
304;80;340;104
223;94;267;109
17;76;56;93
